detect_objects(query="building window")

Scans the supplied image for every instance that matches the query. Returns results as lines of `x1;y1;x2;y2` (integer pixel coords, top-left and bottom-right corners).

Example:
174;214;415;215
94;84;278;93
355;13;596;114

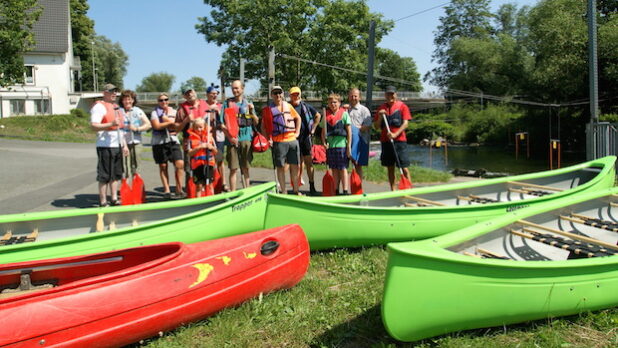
24;65;35;85
34;99;50;115
10;100;25;116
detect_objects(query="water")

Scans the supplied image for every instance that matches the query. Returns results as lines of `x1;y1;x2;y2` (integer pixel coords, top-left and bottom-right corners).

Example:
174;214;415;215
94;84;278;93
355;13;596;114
370;144;586;175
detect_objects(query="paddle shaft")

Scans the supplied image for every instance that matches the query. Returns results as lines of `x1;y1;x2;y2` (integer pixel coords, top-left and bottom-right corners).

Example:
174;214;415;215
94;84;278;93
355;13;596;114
382;114;405;176
114;107;126;180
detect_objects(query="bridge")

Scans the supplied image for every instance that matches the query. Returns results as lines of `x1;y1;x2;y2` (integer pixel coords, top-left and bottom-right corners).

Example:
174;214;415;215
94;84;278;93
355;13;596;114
134;91;446;113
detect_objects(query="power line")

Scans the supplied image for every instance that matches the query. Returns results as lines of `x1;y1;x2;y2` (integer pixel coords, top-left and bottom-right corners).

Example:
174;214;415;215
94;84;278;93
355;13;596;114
393;3;450;22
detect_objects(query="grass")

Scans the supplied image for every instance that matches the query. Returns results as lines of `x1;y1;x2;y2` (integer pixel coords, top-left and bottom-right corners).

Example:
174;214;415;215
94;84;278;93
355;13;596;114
142;246;618;347
252;150;452;184
0;114;95;143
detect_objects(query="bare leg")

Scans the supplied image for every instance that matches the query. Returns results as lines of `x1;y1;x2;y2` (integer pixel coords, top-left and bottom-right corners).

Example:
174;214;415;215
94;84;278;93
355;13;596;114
229;168;238;191
276;166;286;193
354;163;363;179
387;166;396;191
241;167;250;188
402;167;411;183
303;155;314;182
174;159;184;194
290;164;300;194
332;169;341;194
217;161;227;190
98;182;108;205
159;163;170;193
341;168;349;193
110;180;119;201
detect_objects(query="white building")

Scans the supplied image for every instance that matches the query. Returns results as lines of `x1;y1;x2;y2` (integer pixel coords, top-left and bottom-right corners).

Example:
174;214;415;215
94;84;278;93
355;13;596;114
0;0;97;118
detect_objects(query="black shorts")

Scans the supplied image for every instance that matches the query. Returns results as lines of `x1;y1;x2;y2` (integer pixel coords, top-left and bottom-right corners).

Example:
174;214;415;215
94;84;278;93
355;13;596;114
96;147;123;183
380;141;410;168
192;165;215;184
152;142;183;164
298;136;312;157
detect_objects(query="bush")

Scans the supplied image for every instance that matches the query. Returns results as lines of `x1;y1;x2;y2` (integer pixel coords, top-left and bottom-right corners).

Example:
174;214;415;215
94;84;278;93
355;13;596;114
600;114;618;123
407;120;455;142
70;108;88;119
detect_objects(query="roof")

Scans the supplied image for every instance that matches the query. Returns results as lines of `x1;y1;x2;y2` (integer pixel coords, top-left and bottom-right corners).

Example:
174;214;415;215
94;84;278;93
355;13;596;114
31;0;69;53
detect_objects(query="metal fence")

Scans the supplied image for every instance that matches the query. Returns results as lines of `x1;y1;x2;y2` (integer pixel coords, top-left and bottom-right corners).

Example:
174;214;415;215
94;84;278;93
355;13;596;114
586;122;618;160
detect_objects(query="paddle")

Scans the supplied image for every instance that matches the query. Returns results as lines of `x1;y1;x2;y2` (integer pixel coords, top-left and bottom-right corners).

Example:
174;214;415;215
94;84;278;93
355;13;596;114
113;107;132;205
382;114;412;190
203;111;214;196
128;122;145;204
224;107;244;188
322;107;335;196
350;166;363;195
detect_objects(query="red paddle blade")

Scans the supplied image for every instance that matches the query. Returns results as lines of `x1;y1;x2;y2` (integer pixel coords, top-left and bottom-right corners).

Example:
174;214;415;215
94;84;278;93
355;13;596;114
132;173;145;204
187;177;197;198
120;178;133;205
213;169;223;194
204;184;214;196
398;174;413;190
350;169;363;195
322;170;336;196
224;108;239;138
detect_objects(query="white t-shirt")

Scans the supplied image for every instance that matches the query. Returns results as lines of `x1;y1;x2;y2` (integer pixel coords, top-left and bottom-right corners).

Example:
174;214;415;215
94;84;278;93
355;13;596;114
90;102;122;148
122;106;148;145
150;107;179;145
348;103;372;143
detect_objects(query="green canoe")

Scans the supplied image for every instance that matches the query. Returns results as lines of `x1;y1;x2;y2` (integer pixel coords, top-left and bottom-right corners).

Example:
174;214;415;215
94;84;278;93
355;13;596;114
382;187;618;342
264;156;616;250
0;182;275;264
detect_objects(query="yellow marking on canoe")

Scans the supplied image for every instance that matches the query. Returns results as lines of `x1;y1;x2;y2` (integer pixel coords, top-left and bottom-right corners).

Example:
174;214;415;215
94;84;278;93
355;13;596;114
243;252;257;259
216;256;232;265
189;263;214;288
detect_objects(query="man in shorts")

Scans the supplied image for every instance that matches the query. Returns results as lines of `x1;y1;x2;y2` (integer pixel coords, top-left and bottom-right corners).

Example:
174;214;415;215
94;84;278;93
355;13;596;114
373;86;412;191
261;86;302;195
289;86;321;195
347;88;372;178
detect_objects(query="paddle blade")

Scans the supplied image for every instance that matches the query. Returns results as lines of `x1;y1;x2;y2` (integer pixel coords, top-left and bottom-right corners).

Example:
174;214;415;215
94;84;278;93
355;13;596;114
398;173;413;190
350;169;363;195
120;178;133;205
187;176;197;198
132;173;145;204
213;168;223;194
224;108;239;138
204;184;214;197
322;170;335;196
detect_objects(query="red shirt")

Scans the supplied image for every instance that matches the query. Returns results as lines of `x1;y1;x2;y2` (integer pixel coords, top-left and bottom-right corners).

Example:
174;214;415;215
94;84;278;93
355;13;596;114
374;101;411;142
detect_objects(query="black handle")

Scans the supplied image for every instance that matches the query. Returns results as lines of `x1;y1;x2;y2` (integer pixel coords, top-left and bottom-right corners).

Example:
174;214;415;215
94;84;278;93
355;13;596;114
260;240;280;256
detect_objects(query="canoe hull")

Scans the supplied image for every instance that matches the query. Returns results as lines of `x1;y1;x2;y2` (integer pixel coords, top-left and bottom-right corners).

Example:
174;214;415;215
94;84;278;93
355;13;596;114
382;188;618;342
264;157;616;250
0;183;275;264
0;224;309;347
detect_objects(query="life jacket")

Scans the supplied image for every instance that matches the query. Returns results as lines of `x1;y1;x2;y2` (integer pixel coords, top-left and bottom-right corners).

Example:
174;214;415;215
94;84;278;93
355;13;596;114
269;102;295;137
381;101;405;129
96;101;123;130
188;129;215;170
326;108;347;137
153;107;168;137
227;99;254;127
296;102;313;133
180;99;208;135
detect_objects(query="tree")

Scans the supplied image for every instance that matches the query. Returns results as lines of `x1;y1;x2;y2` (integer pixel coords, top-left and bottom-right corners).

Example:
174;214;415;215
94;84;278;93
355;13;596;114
196;0;393;93
70;0;94;58
426;0;494;89
0;0;42;87
95;35;128;89
180;76;207;93
374;48;422;92
136;72;175;92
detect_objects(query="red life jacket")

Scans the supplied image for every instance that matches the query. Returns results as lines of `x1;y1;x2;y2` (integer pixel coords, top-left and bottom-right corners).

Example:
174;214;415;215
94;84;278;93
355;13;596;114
95;101;123;130
180;100;208;135
381;101;406;128
326;108;347;137
188;129;215;170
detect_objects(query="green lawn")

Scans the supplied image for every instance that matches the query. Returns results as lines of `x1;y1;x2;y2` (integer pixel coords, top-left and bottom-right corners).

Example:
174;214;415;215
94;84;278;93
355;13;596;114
0;114;95;143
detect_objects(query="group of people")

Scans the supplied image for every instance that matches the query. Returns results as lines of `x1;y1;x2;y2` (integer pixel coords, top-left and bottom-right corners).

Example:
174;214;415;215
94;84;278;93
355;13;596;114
90;81;412;206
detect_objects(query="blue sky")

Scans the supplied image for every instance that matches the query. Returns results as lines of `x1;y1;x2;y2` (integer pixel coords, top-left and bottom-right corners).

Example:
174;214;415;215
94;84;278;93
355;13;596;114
89;0;538;94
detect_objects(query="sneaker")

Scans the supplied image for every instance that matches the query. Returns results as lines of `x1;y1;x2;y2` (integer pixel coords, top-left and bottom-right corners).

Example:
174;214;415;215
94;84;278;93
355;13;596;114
99;202;110;208
172;191;186;199
110;199;121;206
163;192;171;200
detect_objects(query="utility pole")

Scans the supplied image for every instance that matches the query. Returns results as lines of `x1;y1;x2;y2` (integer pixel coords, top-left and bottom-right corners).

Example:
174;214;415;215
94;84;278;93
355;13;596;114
219;66;226;101
366;21;376;111
268;46;275;103
586;0;600;159
91;40;97;91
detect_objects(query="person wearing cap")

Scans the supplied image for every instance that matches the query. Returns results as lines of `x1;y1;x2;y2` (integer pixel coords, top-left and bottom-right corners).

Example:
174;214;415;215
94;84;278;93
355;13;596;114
373;86;412;191
221;80;259;191
289;86;321;195
347;88;372;178
150;92;184;200
90;83;128;207
261;86;302;195
174;87;209;198
205;83;228;191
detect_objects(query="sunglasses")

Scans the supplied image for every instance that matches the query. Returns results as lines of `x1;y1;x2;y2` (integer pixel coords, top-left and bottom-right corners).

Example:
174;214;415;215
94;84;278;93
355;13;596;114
158;98;169;102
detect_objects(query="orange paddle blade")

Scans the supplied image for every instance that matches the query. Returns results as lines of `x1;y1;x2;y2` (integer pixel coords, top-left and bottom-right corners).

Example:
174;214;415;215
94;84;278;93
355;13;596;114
131;173;145;204
350;169;363;195
224;108;239;138
186;177;197;198
322;170;336;196
120;178;133;205
213;168;223;194
398;173;413;190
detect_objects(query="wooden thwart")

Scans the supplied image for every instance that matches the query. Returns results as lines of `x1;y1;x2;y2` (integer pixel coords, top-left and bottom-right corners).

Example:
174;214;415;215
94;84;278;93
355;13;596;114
507;181;563;192
560;214;618;233
403;195;446;207
0;229;38;245
510;229;600;258
516;219;618;251
476;247;509;260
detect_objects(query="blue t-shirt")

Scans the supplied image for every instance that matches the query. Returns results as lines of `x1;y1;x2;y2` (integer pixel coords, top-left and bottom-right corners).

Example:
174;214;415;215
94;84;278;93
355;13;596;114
222;98;254;142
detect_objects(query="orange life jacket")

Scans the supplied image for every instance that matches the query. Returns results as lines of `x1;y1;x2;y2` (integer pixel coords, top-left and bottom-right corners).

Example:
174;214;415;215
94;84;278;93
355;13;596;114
188;129;216;170
96;101;123;130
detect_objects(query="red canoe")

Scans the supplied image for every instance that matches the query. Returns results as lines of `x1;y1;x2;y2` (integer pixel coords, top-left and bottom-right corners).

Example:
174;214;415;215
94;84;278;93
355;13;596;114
0;224;309;347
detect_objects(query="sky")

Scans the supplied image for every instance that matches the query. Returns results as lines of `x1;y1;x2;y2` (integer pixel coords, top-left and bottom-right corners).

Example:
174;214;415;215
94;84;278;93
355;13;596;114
88;0;538;95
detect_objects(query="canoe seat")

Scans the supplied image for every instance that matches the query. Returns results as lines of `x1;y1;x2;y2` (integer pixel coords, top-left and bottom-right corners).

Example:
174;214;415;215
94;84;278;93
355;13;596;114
561;214;618;233
511;228;616;258
0;271;55;299
508;187;551;197
0;229;38;246
457;195;498;204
